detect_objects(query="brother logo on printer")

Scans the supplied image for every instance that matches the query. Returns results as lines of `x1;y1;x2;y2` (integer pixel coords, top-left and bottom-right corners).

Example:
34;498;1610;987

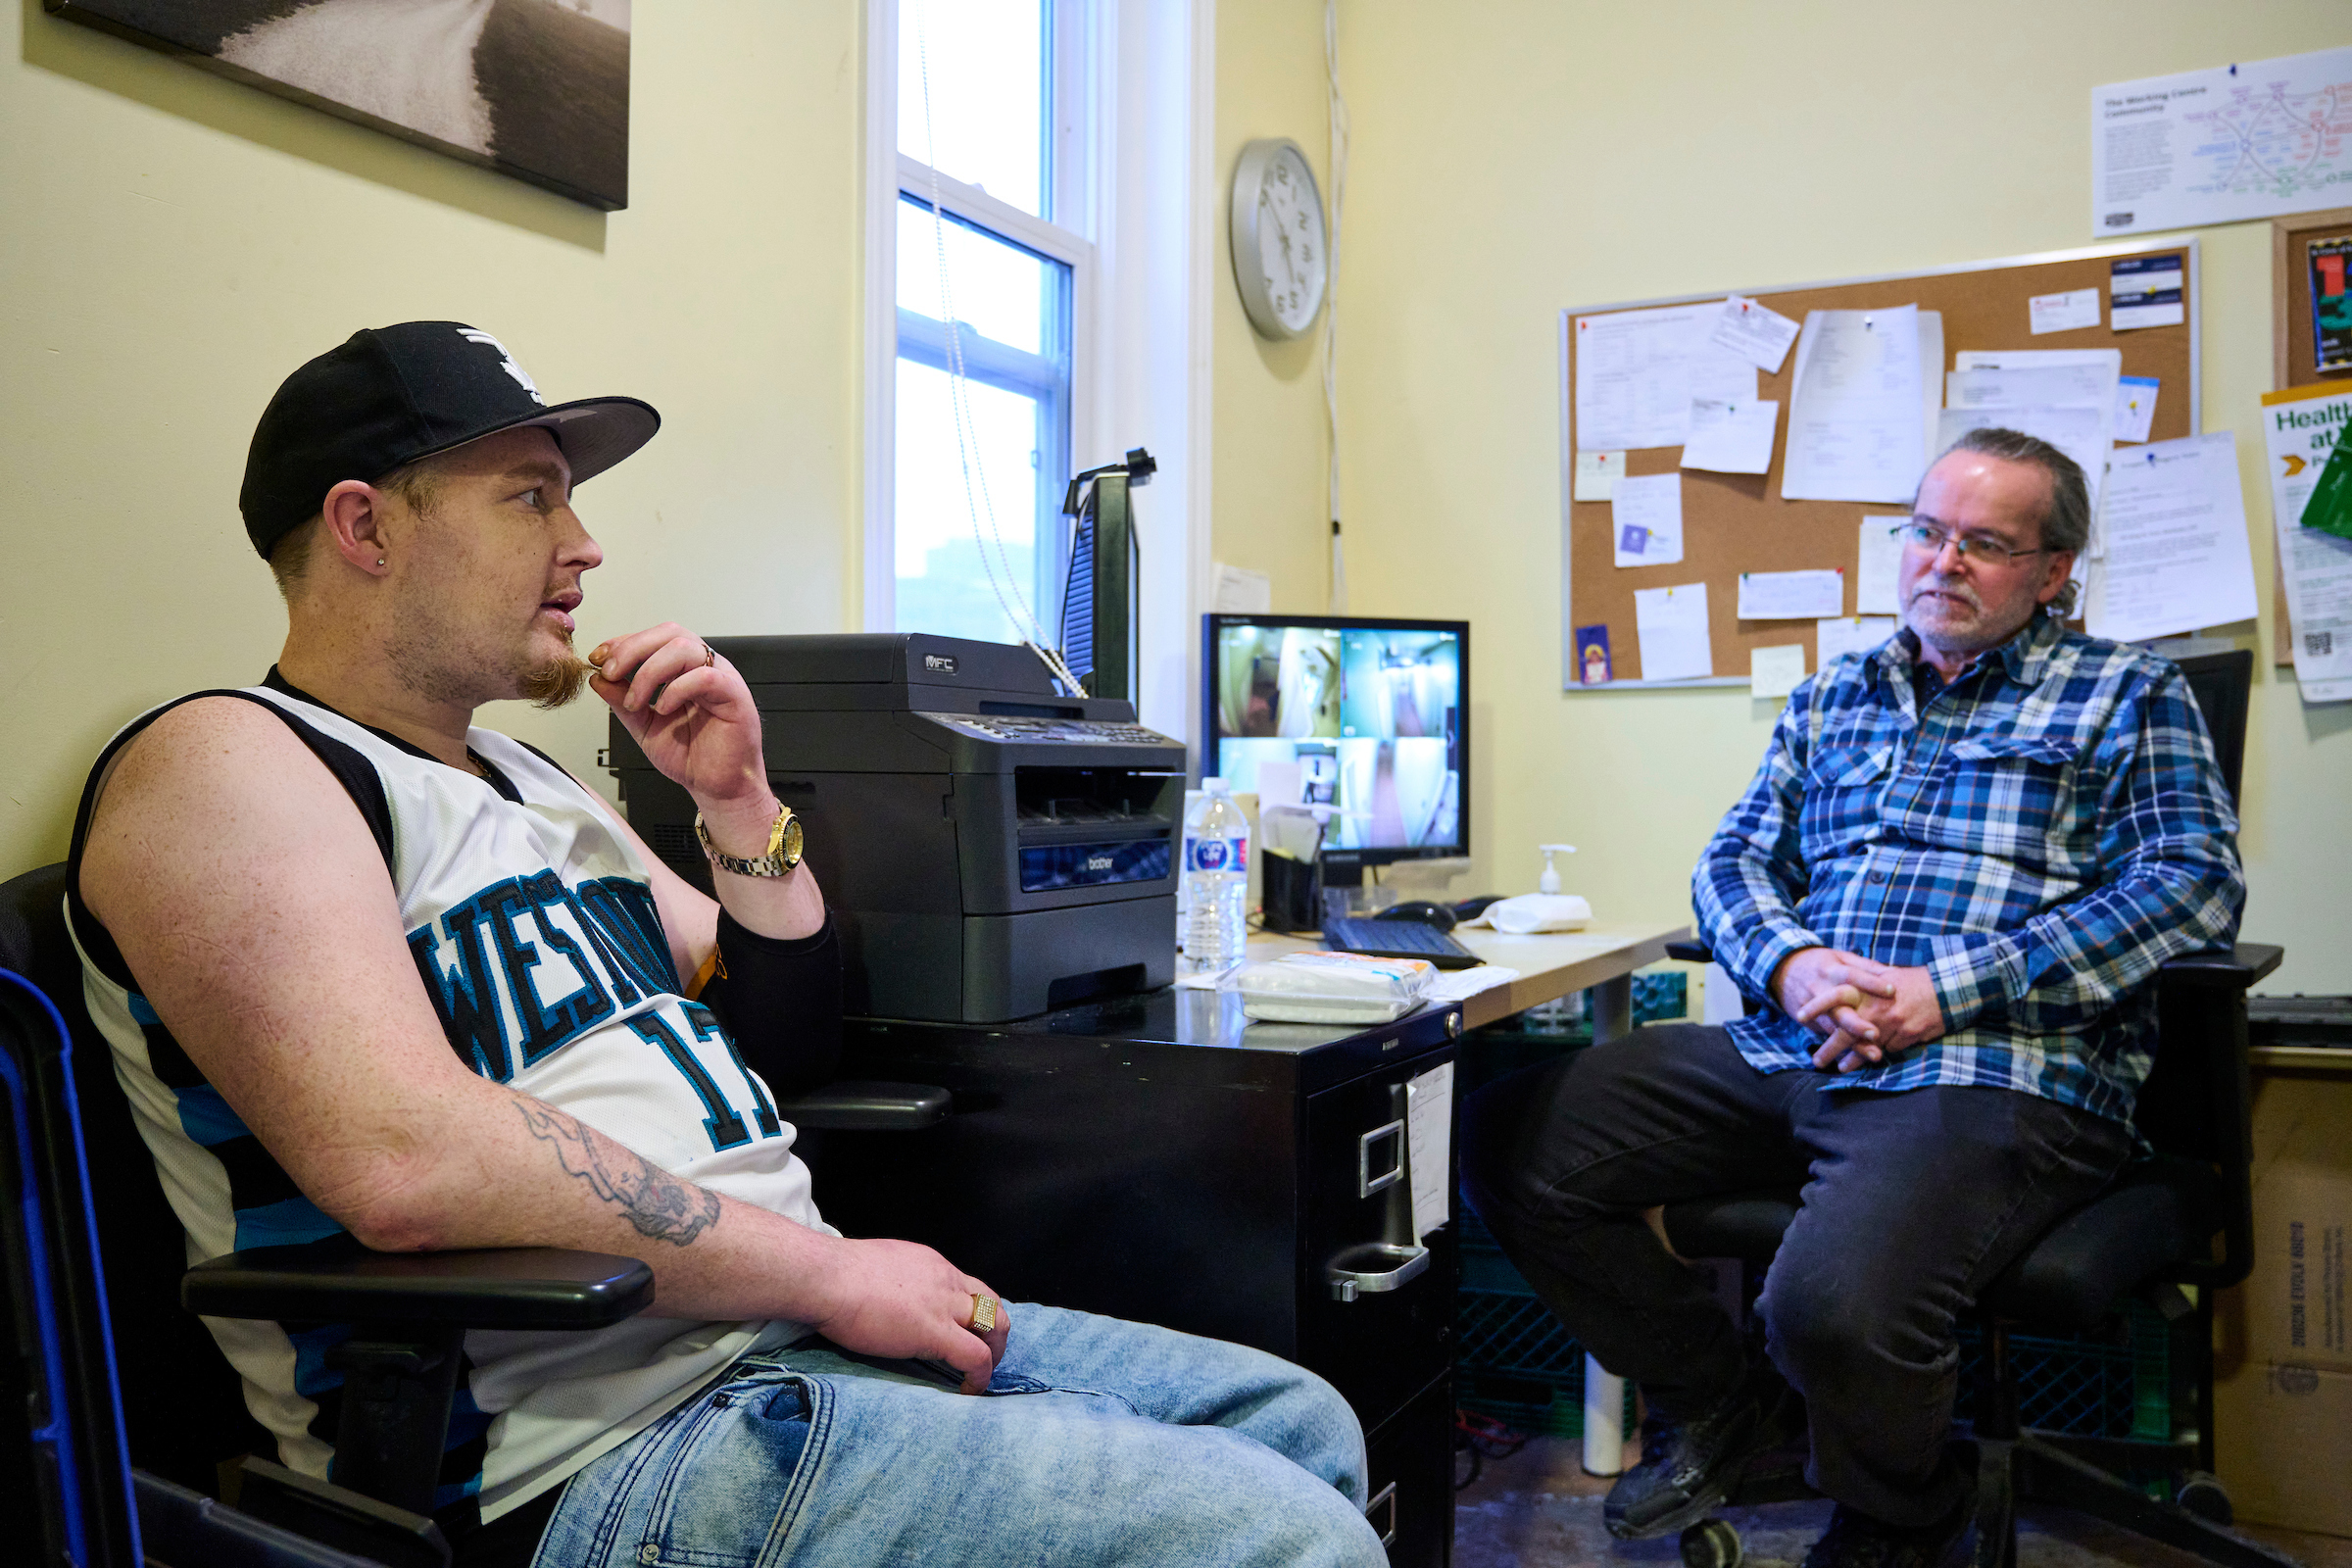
1087;856;1114;872
924;654;958;674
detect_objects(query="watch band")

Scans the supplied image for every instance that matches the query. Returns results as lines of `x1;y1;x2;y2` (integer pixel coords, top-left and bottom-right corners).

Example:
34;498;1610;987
695;804;803;877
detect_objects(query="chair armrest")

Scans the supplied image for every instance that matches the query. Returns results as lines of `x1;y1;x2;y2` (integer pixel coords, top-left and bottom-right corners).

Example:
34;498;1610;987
1664;941;1715;965
183;1236;654;1329
2156;943;2282;990
776;1079;951;1131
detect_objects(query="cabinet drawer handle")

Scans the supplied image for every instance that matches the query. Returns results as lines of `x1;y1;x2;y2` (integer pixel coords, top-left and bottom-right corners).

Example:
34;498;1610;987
1365;1481;1397;1545
1357;1119;1404;1198
1326;1241;1429;1302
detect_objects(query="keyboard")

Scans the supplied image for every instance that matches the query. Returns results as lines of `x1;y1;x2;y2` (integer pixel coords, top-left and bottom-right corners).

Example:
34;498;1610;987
1321;916;1485;969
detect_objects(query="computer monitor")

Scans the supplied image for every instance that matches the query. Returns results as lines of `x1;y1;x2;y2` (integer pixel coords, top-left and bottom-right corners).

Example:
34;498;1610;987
1200;614;1469;873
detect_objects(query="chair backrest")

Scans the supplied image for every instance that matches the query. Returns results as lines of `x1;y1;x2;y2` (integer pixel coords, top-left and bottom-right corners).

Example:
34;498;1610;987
2171;649;2252;807
0;864;270;1496
2;965;142;1565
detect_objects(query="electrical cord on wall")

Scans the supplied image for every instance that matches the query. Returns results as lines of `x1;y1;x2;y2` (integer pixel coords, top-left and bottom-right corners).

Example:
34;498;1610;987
1323;0;1351;615
908;0;1087;698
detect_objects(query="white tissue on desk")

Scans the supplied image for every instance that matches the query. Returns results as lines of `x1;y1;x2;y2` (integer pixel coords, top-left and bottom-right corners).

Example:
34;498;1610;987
1464;894;1593;934
1221;952;1437;1023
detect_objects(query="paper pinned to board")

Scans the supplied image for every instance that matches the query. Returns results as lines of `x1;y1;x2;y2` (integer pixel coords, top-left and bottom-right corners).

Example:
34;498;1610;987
1575;450;1626;501
1574;303;1758;451
1711;294;1801;374
2115;377;2160;445
2030;288;2102;334
1681;399;1780;474
1738;568;1845;620
1405;1061;1453;1241
2111;255;2186;331
1781;305;1931;503
1947;362;2118;416
1634;582;1713;681
1750;644;1807;699
1612;471;1685;566
1856;514;1907;615
2086;431;2259;644
1936;405;2112;513
1817;615;1896;665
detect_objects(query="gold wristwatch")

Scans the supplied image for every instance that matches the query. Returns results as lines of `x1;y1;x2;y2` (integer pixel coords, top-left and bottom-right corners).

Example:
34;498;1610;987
695;803;804;877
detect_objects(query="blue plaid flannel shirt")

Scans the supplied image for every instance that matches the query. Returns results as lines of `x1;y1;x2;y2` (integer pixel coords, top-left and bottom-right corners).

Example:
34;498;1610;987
1692;611;2242;1125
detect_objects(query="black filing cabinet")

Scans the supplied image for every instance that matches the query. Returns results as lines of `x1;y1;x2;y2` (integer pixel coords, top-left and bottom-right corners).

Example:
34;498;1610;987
813;986;1460;1566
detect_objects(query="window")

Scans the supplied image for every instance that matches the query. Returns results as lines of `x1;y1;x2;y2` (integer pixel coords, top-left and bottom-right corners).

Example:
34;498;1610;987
887;0;1093;649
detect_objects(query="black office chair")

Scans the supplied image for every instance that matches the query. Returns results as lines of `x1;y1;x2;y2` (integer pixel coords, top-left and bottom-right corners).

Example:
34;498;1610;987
1645;649;2297;1567
1656;943;2291;1568
1;864;660;1567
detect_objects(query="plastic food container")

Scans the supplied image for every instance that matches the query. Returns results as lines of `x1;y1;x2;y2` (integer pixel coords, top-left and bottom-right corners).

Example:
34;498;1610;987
1220;952;1438;1024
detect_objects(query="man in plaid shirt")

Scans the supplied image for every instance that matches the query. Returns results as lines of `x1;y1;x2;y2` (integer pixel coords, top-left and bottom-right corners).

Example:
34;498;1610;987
1463;428;2242;1568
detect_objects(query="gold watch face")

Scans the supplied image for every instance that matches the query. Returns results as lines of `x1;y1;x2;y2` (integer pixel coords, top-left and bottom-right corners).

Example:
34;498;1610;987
776;809;804;867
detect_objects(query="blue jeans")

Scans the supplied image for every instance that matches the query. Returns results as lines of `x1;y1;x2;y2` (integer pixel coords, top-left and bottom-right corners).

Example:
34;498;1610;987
533;1302;1386;1566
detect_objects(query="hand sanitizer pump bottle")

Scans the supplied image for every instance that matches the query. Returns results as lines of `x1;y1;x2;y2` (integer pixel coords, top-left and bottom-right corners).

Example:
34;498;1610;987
1527;845;1583;1030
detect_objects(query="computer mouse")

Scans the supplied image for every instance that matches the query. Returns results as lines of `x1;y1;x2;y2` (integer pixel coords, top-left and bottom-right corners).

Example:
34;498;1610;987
1374;900;1458;932
1451;895;1504;922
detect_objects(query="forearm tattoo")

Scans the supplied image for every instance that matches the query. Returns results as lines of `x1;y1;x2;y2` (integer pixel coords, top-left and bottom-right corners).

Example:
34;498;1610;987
514;1100;721;1246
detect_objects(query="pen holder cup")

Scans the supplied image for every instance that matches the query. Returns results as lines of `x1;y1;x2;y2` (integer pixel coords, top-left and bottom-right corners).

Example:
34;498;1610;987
1261;850;1323;934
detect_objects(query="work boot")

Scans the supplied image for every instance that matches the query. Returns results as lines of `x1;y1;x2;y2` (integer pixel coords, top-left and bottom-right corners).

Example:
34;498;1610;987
1602;1360;1800;1541
1798;1501;1971;1568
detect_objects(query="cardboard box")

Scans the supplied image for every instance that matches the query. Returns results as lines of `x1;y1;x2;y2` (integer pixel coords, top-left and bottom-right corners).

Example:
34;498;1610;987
2214;1073;2352;1539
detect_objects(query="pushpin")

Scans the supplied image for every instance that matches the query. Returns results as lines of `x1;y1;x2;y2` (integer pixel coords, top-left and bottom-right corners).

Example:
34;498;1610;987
1539;844;1578;895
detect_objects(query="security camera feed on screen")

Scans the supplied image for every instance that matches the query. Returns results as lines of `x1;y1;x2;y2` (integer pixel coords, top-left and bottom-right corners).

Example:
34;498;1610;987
1211;624;1463;853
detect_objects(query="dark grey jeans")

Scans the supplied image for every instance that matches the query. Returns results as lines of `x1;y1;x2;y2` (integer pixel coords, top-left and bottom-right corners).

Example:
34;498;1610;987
1459;1023;2131;1527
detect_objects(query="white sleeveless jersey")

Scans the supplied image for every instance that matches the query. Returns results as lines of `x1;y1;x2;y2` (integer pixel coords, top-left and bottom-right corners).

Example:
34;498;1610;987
72;684;826;1522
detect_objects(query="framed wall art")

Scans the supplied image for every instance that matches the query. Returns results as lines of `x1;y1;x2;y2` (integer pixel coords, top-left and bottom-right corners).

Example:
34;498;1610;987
49;0;630;210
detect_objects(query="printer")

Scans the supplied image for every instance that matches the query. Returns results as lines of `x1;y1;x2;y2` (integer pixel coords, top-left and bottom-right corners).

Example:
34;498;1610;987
610;633;1186;1023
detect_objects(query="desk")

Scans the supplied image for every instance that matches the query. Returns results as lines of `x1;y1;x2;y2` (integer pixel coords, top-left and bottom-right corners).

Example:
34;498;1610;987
1249;918;1691;1031
822;923;1684;1561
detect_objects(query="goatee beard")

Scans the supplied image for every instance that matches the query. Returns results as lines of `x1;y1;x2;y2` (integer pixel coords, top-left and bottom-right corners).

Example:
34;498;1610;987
522;653;594;710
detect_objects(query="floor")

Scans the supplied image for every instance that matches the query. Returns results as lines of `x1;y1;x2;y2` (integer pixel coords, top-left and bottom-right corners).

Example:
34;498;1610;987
1452;1434;2352;1568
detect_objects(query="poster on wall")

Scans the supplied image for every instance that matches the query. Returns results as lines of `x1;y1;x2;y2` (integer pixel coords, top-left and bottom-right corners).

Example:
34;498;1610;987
2090;44;2352;237
2314;238;2352;375
46;0;630;211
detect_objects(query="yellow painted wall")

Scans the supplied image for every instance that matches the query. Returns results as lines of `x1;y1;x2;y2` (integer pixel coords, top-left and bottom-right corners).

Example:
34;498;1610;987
1211;0;1334;612
0;1;861;874
1295;0;2350;995
8;1;2346;998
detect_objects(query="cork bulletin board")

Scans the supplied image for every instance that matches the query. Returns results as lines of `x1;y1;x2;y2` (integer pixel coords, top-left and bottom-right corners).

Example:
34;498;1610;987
1559;239;2201;689
2270;206;2352;666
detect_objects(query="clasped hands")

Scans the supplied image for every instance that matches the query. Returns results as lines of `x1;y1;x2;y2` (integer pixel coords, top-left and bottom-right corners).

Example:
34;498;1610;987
1769;947;1945;1073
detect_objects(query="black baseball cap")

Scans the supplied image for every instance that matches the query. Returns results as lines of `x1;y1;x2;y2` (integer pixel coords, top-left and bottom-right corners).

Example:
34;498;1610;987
239;321;661;560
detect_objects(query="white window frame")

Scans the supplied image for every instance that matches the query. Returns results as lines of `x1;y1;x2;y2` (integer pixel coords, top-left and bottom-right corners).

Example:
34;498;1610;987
894;156;1096;633
862;0;1213;744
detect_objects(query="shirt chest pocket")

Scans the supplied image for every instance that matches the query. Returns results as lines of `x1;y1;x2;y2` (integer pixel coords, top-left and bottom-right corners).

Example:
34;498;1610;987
1798;744;1892;859
1903;734;2089;865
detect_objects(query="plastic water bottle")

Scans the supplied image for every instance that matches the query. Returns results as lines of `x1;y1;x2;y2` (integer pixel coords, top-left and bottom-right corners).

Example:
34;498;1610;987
1180;778;1250;974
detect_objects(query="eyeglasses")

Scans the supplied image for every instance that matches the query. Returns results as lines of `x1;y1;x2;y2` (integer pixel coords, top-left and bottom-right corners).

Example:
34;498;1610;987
1900;521;2049;566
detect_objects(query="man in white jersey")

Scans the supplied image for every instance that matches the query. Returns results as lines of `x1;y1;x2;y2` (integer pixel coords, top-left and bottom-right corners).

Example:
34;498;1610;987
72;322;1384;1567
